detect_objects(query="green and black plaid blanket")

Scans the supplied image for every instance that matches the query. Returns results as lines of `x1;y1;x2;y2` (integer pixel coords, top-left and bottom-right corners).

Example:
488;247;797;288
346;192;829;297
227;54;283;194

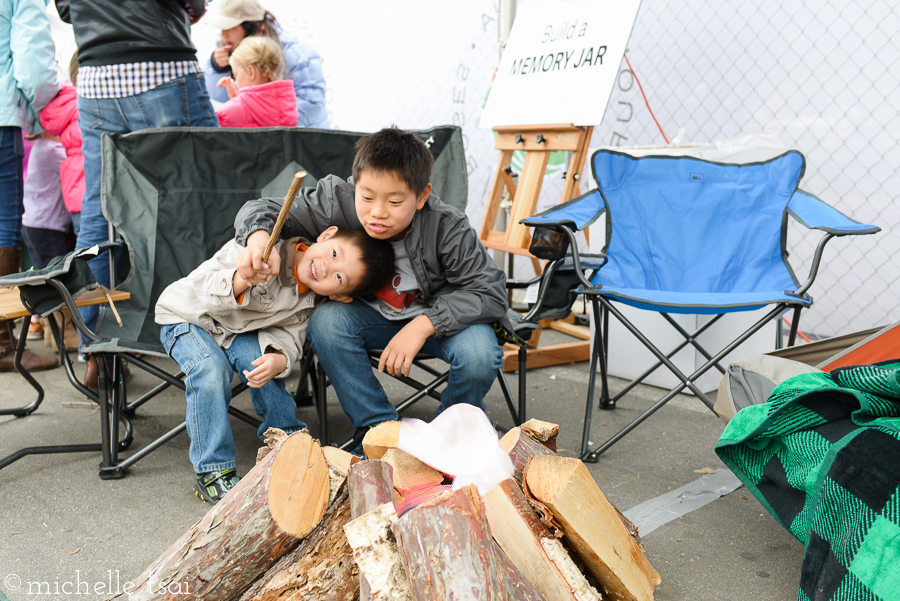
716;360;900;601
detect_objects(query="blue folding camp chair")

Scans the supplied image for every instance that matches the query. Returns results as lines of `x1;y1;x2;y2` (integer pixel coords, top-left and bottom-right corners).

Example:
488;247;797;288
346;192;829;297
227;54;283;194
522;149;880;462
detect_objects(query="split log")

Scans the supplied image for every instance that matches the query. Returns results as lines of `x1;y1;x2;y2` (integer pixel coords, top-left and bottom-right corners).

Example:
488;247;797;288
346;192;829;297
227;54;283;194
499;427;556;484
362;421;402;459
323;446;358;503
484;479;602;601
525;456;660;601
349;460;398;600
380;448;443;493
392;484;506;601
122;431;330;601
520;419;560;452
502;427;643;550
494;541;551;601
238;483;358;601
344;502;411;601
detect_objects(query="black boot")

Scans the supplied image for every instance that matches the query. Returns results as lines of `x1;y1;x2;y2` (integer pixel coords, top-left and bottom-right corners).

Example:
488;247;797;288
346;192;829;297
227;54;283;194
0;246;58;372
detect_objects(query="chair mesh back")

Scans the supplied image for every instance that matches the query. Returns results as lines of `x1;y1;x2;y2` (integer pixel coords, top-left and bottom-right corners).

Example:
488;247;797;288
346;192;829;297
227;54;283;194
98;126;468;347
593;150;805;295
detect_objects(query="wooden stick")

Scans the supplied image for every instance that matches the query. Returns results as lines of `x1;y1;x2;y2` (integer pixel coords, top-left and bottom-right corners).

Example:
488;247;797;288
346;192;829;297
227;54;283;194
262;171;307;262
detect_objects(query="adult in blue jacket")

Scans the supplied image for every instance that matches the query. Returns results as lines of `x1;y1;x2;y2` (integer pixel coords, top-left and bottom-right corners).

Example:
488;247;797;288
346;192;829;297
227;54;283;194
0;0;59;372
202;0;330;129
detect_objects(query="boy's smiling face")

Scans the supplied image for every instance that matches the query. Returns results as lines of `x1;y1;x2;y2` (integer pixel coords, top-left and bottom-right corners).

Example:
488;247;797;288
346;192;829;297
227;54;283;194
355;170;431;241
294;226;365;299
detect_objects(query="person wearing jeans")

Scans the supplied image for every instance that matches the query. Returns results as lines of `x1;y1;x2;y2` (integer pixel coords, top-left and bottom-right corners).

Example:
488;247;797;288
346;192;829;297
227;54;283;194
0;0;60;372
308;299;504;429
160;323;306;474
56;0;217;385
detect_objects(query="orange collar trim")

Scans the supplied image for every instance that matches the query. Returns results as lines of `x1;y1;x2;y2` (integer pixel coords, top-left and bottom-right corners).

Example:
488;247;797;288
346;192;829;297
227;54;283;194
292;242;310;294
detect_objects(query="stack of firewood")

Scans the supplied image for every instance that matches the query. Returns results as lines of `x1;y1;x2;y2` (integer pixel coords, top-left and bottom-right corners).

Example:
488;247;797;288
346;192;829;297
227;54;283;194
116;420;659;601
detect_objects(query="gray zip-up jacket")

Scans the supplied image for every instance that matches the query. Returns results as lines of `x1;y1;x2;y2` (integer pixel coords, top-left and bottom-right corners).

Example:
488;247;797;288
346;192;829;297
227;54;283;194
234;175;510;338
155;237;318;378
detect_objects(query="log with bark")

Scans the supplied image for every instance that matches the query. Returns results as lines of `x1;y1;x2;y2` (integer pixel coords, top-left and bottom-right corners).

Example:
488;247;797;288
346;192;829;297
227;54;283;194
525;456;660;601
520;418;560;452
348;460;401;600
120;431;330;601
237;482;358;601
344;502;411;601
392;484;543;601
499;426;557;484
484;478;603;601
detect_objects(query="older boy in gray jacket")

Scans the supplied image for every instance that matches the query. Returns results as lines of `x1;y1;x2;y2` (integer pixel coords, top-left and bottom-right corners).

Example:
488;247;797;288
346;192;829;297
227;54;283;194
234;127;511;440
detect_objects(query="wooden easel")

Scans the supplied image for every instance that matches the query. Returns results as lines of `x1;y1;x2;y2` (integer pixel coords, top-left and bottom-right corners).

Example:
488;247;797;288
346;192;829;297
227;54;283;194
479;123;594;372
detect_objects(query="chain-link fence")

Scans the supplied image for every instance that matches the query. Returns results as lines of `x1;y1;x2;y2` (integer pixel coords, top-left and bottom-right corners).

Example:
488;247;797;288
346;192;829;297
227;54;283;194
196;0;897;338
585;0;900;338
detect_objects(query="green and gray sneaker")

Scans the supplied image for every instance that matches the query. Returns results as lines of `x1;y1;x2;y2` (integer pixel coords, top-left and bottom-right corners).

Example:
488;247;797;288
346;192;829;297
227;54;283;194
194;469;240;504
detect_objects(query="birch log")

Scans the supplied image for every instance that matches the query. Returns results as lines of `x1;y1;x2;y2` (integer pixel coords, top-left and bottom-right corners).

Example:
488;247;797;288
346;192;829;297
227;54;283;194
121;432;329;601
344;502;411;601
525;457;660;601
349;460;398;600
392;484;506;601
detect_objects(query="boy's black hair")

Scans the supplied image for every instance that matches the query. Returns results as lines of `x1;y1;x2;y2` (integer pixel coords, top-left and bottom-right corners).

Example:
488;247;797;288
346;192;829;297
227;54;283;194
352;127;434;197
330;228;395;297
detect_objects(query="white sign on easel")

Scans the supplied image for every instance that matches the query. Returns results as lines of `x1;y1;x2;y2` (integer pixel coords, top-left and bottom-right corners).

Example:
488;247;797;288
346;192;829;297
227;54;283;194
480;0;642;128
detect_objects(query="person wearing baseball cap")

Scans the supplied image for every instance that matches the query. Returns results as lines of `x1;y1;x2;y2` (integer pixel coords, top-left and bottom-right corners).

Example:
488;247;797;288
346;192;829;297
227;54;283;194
203;0;330;129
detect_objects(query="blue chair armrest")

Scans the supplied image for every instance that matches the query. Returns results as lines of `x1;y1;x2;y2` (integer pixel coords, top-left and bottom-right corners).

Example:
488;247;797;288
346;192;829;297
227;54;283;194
520;189;607;232
788;190;880;236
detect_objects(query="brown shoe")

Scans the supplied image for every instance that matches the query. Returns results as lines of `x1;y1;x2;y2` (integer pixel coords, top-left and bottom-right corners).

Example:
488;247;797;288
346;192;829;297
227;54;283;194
83;355;132;392
0;345;59;372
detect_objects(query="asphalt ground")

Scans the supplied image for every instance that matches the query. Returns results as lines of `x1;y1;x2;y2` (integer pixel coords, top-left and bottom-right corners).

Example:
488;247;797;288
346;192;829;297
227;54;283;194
0;327;804;601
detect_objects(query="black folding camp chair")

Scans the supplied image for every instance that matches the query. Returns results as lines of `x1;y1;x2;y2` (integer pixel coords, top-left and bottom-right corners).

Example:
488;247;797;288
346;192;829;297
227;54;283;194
0;125;472;478
522;148;880;463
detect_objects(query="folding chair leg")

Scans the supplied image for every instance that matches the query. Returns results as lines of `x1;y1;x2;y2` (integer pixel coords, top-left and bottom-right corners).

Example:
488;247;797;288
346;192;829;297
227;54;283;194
518;345;527;425
581;299;788;463
598;303;613;409
316;358;328;445
0;319;44;416
582;298;605;457
497;371;520;426
787;306;802;347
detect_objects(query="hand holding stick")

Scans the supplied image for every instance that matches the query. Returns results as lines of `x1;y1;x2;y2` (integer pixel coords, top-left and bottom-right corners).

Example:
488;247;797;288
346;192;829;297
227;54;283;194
263;171;307;263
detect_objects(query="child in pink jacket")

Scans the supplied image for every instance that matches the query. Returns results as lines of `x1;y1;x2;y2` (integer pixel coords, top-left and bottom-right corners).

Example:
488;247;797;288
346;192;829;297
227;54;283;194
216;36;299;128
39;56;83;231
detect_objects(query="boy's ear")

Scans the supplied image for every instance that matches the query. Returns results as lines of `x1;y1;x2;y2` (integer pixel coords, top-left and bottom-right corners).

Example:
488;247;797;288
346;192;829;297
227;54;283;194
415;183;432;210
316;225;339;243
328;294;353;303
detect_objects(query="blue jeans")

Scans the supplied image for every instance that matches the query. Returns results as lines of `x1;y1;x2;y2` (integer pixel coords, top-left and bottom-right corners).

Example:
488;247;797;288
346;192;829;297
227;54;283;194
77;74;217;343
307;300;503;429
160;323;306;473
0;127;24;248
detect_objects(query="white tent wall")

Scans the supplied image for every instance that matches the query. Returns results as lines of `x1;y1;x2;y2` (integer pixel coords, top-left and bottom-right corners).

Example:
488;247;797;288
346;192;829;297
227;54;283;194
193;0;898;340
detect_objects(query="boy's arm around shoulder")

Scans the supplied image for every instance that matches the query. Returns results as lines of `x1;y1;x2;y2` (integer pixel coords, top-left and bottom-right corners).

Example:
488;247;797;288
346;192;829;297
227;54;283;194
422;210;508;338
233;175;361;246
